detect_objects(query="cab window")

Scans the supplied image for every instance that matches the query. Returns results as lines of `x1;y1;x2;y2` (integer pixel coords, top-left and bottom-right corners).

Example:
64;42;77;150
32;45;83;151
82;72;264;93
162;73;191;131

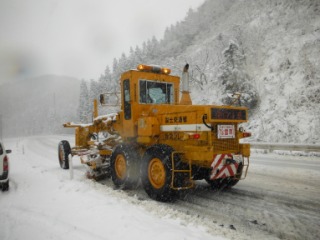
123;79;131;120
139;80;174;104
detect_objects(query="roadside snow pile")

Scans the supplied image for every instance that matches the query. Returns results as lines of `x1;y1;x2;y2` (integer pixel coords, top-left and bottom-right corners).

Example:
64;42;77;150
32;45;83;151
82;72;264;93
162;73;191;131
0;137;225;240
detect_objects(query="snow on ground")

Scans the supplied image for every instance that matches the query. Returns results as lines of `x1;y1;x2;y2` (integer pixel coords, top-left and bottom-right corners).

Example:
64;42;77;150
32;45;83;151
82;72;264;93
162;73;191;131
1;135;320;240
0;136;225;240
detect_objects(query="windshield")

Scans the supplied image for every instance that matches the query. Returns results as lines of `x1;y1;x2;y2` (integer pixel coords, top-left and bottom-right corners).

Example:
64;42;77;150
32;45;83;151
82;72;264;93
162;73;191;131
139;79;174;104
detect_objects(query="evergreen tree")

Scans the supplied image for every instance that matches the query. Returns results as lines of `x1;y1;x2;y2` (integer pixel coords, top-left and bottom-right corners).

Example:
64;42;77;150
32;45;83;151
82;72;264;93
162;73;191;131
118;53;129;73
89;79;99;104
98;65;113;93
145;36;160;61
134;45;146;63
218;41;258;109
112;58;121;91
78;80;90;123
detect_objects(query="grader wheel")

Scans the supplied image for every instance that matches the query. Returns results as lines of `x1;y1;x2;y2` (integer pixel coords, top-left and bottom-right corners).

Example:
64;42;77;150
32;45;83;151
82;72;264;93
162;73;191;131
110;144;140;189
114;154;127;180
58;140;71;169
148;158;166;189
141;144;176;202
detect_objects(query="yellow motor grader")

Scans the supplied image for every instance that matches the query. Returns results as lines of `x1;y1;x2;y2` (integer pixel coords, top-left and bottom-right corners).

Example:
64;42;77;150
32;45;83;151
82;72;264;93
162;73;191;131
58;64;251;201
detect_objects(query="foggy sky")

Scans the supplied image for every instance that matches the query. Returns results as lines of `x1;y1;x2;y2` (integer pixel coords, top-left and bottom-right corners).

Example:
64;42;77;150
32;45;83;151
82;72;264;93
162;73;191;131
0;0;204;85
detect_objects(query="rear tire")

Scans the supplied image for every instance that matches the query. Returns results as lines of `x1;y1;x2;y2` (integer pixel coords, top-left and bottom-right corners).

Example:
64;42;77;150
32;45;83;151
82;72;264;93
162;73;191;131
225;163;243;188
110;144;140;189
58;140;71;169
206;178;229;190
141;144;176;202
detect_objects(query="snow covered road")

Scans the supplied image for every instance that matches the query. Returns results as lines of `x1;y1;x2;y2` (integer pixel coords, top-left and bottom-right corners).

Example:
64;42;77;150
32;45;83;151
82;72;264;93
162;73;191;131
175;156;320;240
1;135;319;240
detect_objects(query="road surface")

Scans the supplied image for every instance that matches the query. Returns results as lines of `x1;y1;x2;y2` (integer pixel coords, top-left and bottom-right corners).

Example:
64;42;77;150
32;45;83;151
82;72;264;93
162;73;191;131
2;135;320;240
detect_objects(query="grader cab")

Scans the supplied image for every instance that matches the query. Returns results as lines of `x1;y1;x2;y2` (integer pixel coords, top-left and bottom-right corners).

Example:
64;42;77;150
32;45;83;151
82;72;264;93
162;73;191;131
58;64;251;201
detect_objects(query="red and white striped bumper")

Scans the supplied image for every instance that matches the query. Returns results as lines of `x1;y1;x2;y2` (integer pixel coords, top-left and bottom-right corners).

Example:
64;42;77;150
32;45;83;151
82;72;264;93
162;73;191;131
209;154;243;180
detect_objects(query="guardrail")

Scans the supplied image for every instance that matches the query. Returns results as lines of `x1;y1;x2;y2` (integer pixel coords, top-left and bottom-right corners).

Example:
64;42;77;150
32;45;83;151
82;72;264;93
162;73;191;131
249;143;320;153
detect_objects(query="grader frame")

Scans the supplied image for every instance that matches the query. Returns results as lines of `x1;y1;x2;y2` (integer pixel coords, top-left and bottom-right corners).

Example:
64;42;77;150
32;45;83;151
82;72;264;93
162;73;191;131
58;64;251;201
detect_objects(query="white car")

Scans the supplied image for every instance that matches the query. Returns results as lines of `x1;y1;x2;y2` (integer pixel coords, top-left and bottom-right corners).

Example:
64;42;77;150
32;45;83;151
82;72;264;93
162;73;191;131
0;142;11;191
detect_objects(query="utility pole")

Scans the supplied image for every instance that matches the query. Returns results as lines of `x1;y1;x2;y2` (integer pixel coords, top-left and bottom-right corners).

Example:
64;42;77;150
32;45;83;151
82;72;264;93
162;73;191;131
0;114;2;140
53;93;56;118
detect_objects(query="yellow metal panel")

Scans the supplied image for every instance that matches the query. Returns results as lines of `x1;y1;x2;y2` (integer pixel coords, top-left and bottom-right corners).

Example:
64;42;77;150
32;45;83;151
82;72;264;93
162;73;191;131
137;136;152;144
179;91;192;105
75;127;89;147
138;116;160;136
240;144;251;157
99;149;113;156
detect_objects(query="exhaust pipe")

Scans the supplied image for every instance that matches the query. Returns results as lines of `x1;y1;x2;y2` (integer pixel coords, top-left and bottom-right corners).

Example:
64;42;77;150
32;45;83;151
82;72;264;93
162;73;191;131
179;64;192;105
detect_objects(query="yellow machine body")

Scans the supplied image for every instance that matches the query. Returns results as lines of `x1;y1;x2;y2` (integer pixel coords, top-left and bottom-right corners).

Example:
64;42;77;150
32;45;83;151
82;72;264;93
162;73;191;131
61;64;251;200
110;69;250;167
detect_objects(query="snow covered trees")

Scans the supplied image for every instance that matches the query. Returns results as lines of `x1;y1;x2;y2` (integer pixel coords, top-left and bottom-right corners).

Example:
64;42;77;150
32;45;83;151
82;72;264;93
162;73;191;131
75;0;320;143
218;41;258;109
78;80;90;123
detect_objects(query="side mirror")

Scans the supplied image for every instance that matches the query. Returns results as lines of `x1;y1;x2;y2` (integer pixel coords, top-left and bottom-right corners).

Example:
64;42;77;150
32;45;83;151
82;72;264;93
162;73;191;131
99;94;105;105
6;150;12;154
99;92;121;106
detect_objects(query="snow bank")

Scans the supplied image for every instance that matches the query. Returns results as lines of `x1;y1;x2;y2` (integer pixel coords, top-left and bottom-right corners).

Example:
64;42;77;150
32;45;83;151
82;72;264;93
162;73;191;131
0;136;225;240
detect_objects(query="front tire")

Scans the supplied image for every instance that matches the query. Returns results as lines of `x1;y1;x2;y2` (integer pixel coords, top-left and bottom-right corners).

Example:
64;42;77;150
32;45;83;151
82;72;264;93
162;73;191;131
141;144;176;202
1;180;9;191
110;144;140;189
58;140;71;169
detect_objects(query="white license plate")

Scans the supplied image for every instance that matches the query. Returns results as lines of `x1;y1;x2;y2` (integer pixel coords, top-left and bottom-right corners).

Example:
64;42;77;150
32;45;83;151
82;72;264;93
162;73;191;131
217;125;235;139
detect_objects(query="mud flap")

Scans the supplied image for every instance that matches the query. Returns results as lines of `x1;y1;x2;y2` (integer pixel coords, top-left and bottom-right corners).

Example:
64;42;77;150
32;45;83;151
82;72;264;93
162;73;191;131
209;154;243;180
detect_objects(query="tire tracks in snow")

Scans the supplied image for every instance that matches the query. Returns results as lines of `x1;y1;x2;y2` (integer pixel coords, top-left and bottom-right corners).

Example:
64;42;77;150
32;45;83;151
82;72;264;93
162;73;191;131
28;136;320;240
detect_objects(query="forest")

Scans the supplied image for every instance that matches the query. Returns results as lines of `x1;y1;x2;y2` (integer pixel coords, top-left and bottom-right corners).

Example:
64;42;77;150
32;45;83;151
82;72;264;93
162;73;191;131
79;0;320;143
0;0;319;143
